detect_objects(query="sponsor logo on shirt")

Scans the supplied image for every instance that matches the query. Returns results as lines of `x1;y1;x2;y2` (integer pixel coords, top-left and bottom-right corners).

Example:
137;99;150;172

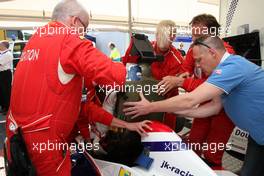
20;49;40;62
215;69;222;75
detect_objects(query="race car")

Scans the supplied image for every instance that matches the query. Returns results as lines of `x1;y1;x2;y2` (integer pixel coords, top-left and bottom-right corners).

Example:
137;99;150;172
72;121;237;176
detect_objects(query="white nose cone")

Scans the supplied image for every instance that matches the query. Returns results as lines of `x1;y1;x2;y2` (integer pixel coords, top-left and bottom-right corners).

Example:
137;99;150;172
138;121;218;176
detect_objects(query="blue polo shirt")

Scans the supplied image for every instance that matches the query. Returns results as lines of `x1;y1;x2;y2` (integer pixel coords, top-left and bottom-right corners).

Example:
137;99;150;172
207;54;264;145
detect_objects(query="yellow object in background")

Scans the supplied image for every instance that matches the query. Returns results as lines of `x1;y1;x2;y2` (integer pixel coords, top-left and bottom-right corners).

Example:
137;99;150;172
0;30;7;40
110;47;121;60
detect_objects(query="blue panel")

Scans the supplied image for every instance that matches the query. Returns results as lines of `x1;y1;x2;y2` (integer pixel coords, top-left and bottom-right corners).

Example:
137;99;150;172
175;36;192;43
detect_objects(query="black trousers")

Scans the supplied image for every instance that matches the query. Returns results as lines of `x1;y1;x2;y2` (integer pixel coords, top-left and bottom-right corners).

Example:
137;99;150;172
0;69;12;110
240;136;264;176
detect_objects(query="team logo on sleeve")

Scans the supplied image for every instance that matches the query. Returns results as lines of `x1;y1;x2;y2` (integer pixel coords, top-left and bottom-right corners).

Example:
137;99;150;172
215;69;222;75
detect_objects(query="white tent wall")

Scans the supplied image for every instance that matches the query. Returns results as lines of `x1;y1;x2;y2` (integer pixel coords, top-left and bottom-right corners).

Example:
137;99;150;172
0;0;219;31
132;0;219;25
0;0;220;56
86;0;218;56
219;0;264;67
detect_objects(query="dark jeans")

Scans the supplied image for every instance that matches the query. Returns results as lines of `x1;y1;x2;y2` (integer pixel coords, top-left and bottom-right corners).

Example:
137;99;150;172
240;136;264;176
0;69;12;110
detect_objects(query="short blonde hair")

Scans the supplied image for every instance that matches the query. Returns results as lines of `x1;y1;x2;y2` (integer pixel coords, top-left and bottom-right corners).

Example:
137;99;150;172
156;20;176;33
156;20;176;49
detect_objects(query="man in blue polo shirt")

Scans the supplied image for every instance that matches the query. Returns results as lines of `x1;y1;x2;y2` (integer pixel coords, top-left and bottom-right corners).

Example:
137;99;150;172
123;36;264;175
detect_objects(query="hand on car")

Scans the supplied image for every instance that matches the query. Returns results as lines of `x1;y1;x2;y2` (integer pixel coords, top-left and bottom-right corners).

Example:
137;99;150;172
125;120;152;136
157;76;184;96
123;92;152;119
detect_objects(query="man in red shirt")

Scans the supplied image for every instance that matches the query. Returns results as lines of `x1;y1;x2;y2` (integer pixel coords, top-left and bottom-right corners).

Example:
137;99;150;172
157;14;235;168
5;1;150;175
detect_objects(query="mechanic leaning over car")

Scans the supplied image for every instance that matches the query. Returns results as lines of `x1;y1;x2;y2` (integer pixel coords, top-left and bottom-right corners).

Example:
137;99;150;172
124;36;264;176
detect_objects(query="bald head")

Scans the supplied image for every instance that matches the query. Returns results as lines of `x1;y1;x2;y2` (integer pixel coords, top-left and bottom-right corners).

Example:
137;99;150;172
52;0;89;26
193;36;226;52
192;36;226;76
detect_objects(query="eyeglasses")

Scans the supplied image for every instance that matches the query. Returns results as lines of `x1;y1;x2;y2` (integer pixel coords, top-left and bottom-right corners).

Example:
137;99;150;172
71;16;88;35
77;17;87;29
193;40;212;49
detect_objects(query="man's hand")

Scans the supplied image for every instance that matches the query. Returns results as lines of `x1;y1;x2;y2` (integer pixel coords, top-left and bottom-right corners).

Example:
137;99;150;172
123;92;151;119
125;120;152;136
157;76;184;96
